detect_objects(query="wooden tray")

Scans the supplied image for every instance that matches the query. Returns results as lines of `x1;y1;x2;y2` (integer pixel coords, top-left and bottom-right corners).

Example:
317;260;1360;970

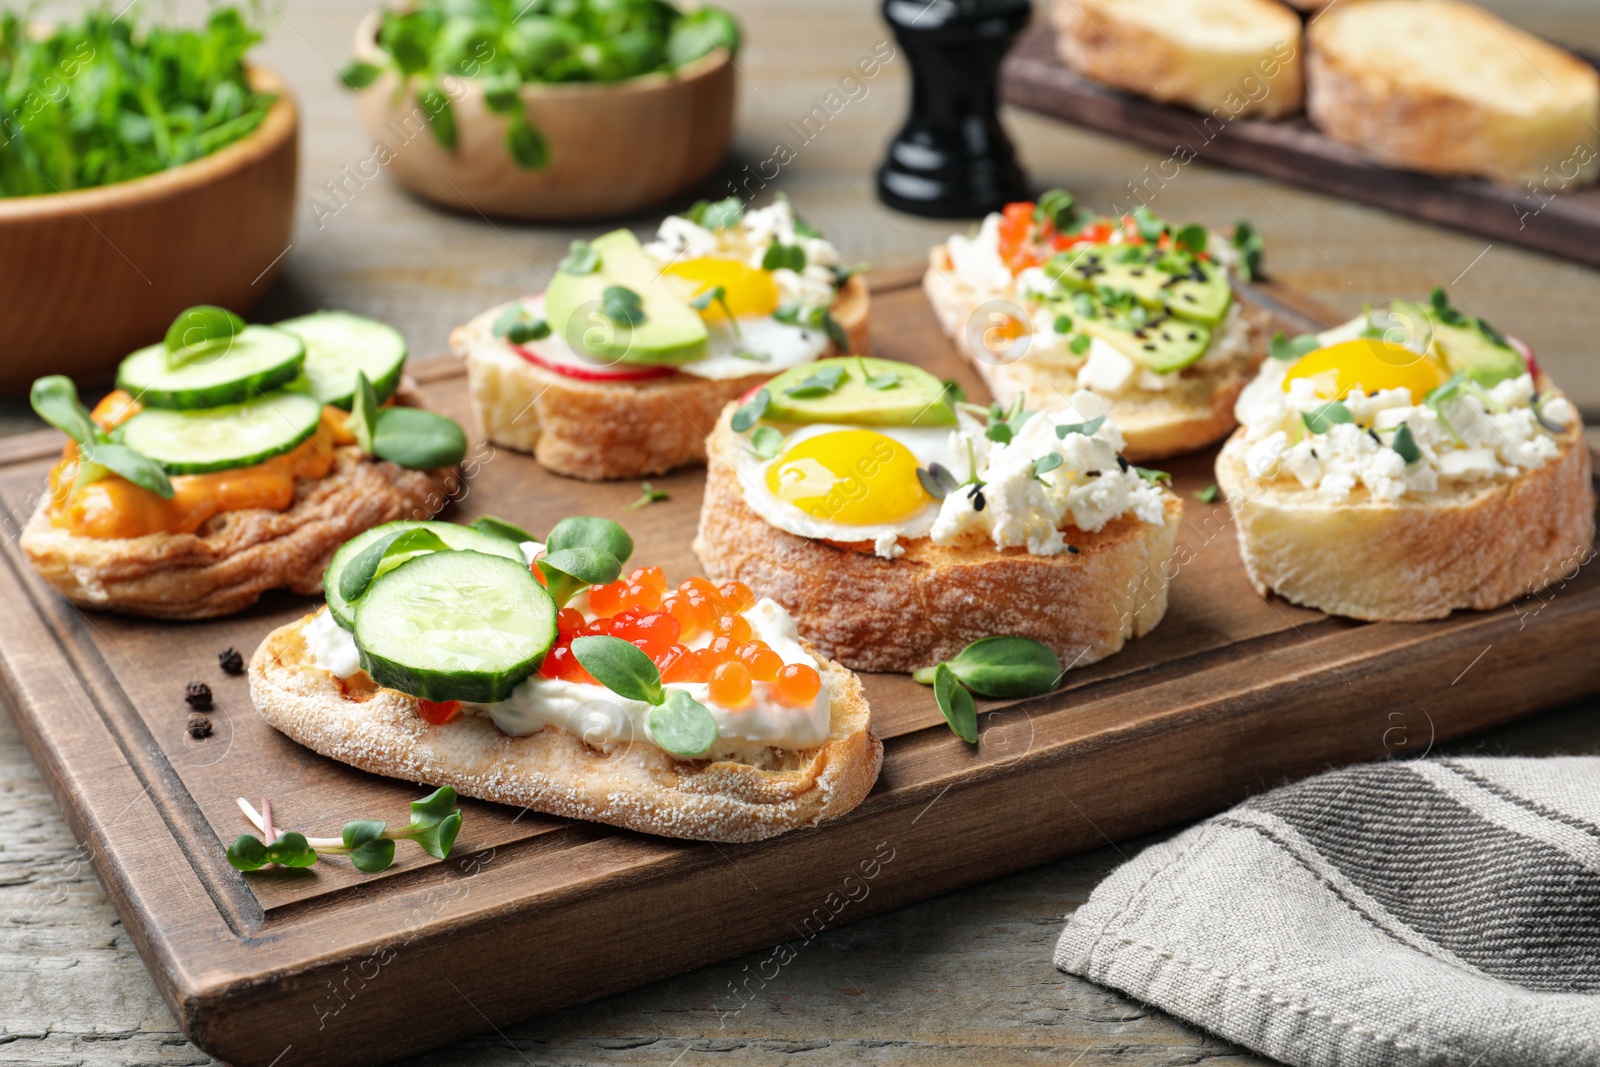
1;274;1597;1067
1000;27;1600;269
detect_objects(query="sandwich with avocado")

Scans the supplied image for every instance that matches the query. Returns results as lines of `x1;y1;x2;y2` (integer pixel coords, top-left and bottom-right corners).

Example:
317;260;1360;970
924;190;1270;461
693;357;1181;672
451;195;870;481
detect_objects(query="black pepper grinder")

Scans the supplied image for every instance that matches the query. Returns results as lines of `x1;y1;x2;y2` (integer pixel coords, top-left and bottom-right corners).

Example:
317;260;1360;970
876;0;1032;218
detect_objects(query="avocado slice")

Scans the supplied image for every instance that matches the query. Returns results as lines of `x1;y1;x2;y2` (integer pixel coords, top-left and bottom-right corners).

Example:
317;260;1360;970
543;229;707;365
1079;314;1212;374
763;357;956;426
1429;319;1525;387
1047;244;1232;326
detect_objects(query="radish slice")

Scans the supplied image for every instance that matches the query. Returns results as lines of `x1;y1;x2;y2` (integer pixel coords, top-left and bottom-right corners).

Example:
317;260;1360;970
1509;336;1540;381
507;294;678;383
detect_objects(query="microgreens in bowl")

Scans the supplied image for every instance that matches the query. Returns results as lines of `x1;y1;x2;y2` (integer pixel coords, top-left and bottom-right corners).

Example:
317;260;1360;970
0;7;274;197
341;0;741;170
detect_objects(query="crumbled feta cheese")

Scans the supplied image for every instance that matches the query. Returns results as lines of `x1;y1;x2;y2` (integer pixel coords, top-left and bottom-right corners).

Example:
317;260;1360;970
930;390;1168;555
1077;340;1136;393
1233;355;1572;501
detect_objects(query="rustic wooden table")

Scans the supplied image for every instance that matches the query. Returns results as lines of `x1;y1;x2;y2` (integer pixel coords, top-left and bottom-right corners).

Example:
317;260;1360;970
4;1;1599;1064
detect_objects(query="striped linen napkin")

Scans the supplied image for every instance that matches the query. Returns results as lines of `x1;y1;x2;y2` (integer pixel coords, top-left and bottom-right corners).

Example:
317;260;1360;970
1056;757;1600;1067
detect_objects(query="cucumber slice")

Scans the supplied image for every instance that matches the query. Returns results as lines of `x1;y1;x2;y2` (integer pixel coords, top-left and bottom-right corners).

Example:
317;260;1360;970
117;326;306;409
324;520;527;630
276;312;408;410
117;391;324;475
354;550;556;704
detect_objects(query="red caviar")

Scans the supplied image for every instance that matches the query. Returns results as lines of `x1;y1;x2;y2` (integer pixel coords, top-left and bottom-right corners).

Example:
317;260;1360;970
530;571;822;704
417;699;461;724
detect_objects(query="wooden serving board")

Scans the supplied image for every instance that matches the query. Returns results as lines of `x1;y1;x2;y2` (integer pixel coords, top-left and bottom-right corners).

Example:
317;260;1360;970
1000;27;1600;269
1;273;1597;1067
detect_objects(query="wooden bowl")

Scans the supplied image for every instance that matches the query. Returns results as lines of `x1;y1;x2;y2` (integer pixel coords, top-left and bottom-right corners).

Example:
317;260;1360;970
350;12;735;220
0;67;298;395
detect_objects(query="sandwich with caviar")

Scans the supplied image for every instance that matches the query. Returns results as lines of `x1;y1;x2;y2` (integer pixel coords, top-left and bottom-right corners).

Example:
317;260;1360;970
924;190;1270;460
22;307;466;619
1218;289;1594;620
249;516;881;842
693;357;1182;672
451;195;871;481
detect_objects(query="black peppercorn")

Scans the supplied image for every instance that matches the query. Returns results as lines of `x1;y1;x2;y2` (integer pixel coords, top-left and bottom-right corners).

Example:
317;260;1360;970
218;647;244;675
187;715;212;740
185;682;213;710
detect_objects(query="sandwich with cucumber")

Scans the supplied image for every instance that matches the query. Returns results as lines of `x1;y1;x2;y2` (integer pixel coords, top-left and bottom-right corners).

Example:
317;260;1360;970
924;190;1270;461
450;195;870;481
249;515;881;842
1218;290;1594;620
21;306;468;619
693;357;1181;672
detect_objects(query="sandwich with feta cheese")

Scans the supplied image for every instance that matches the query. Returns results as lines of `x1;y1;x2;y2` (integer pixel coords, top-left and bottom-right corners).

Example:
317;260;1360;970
693;357;1182;672
451;195;871;482
924;191;1271;462
249;515;881;843
1218;290;1595;621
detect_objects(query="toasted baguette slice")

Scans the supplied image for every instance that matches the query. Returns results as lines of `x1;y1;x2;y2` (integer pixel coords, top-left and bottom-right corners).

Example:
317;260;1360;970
924;246;1270;462
693;410;1181;673
452;275;871;482
1216;423;1596;622
1307;0;1600;186
250;613;883;843
20;448;454;620
1053;0;1304;119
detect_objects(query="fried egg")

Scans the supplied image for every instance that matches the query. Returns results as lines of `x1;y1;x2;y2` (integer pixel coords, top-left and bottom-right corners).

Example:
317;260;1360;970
664;257;831;380
1285;337;1447;404
731;422;965;546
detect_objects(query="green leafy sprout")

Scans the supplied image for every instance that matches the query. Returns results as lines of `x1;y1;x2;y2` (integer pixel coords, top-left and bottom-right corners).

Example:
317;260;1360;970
341;0;741;170
914;637;1065;744
228;788;462;874
30;376;173;499
570;636;718;758
1;7;275;198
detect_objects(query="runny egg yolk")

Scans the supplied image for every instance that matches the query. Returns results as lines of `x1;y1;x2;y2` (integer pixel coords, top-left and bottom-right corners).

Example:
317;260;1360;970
1285;338;1447;405
766;430;931;526
664;257;780;320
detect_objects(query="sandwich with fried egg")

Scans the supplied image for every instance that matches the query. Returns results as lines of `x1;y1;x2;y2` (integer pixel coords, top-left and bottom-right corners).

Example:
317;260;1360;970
249;515;881;842
1218;290;1595;620
693;357;1182;673
451;195;871;481
924;191;1271;461
21;307;467;619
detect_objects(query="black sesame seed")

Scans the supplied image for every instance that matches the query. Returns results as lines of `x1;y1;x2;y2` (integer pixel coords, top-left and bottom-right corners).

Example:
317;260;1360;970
185;682;213;710
1067;545;1080;554
1117;456;1131;471
218;647;244;675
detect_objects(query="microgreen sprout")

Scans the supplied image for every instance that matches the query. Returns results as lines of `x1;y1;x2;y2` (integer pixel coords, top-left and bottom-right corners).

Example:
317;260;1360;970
1231;221;1264;281
30;376;173;499
1269;332;1321;362
227;788;462;874
570;636;717;757
761;242;806;273
1193;483;1221;503
627;481;670;510
731;388;770;433
690;285;740;337
601;286;647;327
913;636;1065;743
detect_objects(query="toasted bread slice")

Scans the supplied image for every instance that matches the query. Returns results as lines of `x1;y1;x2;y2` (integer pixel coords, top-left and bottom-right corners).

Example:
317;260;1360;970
1215;422;1596;621
20;448;455;620
249;613;883;843
693;410;1181;673
1053;0;1304;119
452;275;871;482
1306;0;1600;186
924;246;1270;462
